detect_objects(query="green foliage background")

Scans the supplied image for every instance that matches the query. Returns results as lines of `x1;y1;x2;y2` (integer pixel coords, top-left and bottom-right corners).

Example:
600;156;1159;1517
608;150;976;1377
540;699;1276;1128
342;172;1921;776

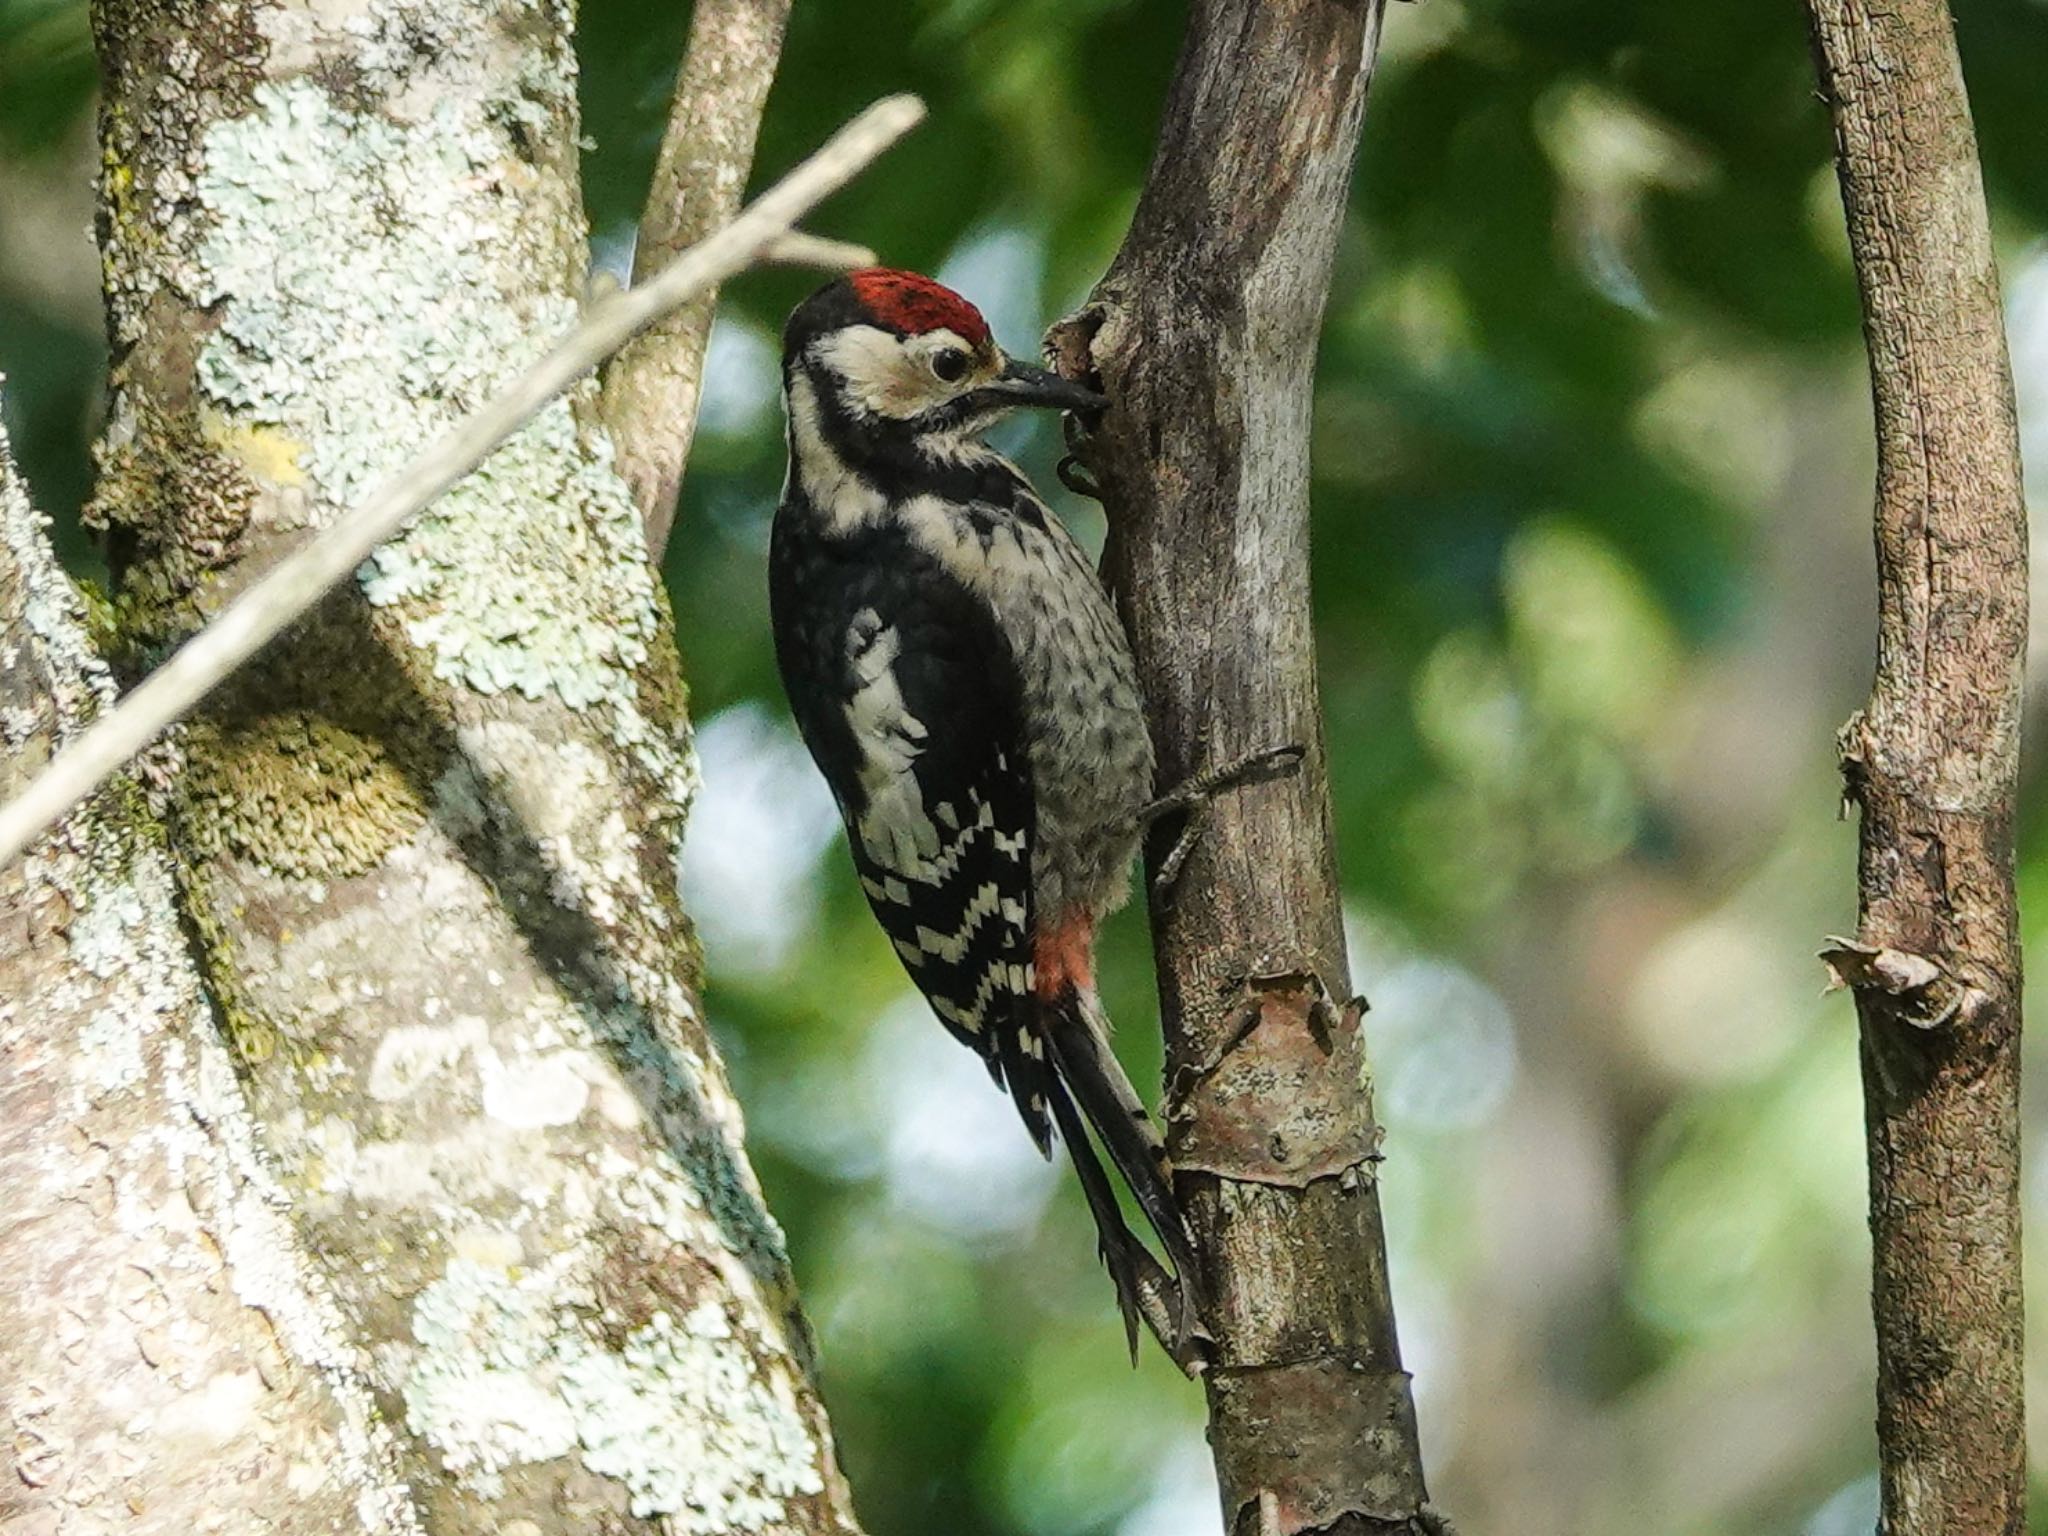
6;1;2048;1531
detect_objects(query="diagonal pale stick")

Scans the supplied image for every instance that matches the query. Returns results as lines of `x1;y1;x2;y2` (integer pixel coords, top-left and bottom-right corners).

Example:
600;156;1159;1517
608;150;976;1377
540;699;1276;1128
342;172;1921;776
0;93;925;871
762;232;875;269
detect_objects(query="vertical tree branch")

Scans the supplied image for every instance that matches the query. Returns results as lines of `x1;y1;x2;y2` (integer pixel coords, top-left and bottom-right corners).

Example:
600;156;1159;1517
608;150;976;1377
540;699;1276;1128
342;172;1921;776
1051;4;1433;1533
1805;4;2028;1532
599;0;792;558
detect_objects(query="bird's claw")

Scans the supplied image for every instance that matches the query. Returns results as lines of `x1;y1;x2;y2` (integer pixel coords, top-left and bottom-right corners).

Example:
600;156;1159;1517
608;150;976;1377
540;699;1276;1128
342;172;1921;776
1140;744;1307;903
1058;411;1104;501
1153;812;1205;899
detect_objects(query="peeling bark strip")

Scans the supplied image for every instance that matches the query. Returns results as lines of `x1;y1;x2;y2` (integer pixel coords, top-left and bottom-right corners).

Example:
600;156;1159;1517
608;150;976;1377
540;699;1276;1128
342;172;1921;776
0;417;418;1533
600;0;793;557
1051;3;1433;1532
1805;3;2029;1532
90;2;858;1530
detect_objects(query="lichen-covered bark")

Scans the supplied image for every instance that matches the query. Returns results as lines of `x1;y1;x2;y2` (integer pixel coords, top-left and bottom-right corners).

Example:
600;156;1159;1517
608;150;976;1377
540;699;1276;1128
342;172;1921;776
1050;3;1432;1534
88;1;856;1529
1805;4;2029;1532
0;410;419;1534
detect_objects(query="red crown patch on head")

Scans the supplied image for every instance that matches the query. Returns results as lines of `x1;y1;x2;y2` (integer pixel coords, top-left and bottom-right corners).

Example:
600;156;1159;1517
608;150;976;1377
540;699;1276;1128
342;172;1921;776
846;268;992;348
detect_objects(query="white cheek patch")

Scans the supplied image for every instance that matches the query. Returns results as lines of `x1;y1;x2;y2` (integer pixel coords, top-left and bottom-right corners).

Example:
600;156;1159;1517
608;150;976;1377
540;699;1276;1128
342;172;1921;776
787;373;886;528
814;324;969;420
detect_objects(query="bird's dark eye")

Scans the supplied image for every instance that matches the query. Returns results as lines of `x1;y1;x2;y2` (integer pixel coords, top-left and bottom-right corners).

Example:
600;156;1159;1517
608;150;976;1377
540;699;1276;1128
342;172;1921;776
930;348;971;384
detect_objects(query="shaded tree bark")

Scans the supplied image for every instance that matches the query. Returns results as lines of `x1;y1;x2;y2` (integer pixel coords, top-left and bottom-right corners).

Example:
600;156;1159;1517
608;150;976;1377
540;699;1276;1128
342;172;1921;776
64;1;861;1529
1805;4;2028;1533
1052;3;1434;1532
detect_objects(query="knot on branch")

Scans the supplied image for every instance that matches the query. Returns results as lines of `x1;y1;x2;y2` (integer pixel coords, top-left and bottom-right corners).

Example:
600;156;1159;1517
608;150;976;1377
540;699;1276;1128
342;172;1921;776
1043;299;1113;388
1820;936;1983;1031
1167;969;1381;1185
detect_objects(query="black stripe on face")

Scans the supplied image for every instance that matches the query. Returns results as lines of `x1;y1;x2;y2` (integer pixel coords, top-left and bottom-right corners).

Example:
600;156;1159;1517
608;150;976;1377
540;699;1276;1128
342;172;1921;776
790;356;1047;513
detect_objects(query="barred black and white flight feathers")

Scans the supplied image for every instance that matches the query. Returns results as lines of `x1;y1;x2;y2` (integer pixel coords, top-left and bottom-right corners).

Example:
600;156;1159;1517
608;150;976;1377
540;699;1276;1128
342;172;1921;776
771;518;1051;1133
769;507;1199;1354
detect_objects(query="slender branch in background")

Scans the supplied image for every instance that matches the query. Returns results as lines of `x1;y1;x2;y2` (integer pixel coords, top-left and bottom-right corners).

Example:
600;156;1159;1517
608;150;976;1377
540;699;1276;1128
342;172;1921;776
1049;3;1439;1534
0;93;924;872
1804;4;2028;1532
599;0;797;559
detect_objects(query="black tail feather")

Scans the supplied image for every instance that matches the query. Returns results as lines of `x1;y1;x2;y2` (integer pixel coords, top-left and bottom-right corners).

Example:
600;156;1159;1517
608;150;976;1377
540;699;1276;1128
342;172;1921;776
1039;986;1206;1345
1044;1075;1148;1361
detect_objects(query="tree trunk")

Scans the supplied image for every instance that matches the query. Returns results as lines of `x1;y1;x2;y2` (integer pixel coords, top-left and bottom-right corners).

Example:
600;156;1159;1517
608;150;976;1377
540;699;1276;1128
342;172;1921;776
1051;3;1434;1532
78;1;858;1529
1;413;422;1534
1805;4;2029;1533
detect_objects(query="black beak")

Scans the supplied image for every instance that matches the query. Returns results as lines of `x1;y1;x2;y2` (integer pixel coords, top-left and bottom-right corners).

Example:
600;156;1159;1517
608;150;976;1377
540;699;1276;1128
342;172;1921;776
979;356;1107;415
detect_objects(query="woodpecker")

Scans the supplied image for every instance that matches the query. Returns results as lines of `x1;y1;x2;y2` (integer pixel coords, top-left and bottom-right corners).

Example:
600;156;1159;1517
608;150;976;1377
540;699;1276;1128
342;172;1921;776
768;268;1199;1354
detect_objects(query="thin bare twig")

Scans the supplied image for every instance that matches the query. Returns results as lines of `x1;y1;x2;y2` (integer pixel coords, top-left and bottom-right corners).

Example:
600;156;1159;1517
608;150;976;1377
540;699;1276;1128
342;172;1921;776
0;93;925;871
600;0;795;559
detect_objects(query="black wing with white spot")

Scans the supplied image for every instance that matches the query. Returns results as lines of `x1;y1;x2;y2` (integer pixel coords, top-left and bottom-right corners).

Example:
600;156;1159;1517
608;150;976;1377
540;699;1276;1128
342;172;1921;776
769;515;1053;1150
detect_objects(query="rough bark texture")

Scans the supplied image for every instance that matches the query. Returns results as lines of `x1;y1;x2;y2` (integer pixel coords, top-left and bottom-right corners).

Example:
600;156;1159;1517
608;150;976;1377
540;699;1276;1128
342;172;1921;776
0;411;419;1534
1805;4;2028;1533
85;1;857;1530
599;0;793;557
1049;3;1431;1533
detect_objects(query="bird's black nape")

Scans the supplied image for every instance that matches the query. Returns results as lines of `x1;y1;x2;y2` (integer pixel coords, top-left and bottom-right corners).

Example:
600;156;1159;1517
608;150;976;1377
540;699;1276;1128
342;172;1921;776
781;276;873;361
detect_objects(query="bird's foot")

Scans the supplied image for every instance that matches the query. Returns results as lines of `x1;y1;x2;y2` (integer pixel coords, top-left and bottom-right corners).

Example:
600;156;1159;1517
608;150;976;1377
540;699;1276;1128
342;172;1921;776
1058;409;1104;501
1119;1245;1212;1376
1137;744;1307;898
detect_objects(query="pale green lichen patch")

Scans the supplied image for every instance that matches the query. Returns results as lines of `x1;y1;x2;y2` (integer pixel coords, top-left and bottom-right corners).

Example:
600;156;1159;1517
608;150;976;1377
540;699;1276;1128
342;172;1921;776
448;722;646;926
77;1004;150;1095
560;1303;824;1525
65;879;153;977
403;1260;581;1485
190;78;673;753
404;1260;822;1527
